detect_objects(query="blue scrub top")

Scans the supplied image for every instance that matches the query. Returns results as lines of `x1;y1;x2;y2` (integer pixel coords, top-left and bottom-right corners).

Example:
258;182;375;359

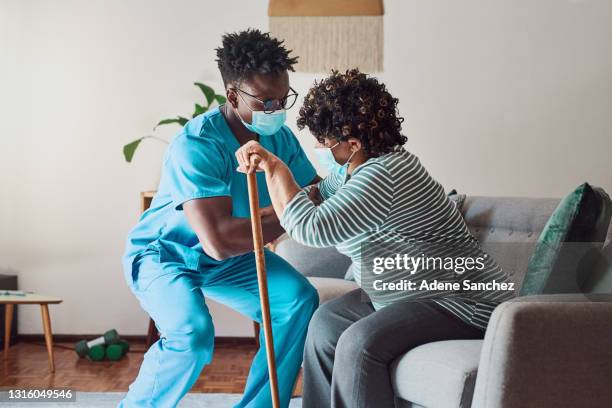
123;106;317;277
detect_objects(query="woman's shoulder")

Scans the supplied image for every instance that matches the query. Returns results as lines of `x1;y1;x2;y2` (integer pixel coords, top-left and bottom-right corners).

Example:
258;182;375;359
357;147;420;176
383;146;419;163
350;156;394;187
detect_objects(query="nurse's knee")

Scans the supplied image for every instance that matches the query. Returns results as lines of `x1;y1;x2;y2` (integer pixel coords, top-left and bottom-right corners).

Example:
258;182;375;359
275;278;317;325
164;313;214;354
267;253;318;307
295;279;319;314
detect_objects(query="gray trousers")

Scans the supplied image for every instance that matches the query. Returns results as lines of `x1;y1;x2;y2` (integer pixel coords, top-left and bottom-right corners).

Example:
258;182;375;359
302;289;484;408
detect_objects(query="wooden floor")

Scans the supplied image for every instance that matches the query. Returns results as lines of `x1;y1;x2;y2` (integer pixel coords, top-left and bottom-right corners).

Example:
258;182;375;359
0;339;302;395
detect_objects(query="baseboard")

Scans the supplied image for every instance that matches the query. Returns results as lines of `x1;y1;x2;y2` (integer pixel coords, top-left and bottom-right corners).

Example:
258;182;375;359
18;334;257;346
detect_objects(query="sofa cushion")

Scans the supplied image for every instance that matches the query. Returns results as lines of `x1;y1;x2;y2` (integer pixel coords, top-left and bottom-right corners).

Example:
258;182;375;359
580;242;612;294
344;263;355;281
461;196;559;287
391;340;483;408
520;183;612;296
274;234;352;279
307;277;359;304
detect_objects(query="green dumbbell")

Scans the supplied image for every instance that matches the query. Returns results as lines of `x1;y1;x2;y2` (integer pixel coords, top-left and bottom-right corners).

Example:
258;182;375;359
105;340;130;361
88;344;106;361
75;329;120;358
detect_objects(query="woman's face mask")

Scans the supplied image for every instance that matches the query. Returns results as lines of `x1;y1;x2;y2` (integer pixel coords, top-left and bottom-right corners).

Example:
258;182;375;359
314;141;357;177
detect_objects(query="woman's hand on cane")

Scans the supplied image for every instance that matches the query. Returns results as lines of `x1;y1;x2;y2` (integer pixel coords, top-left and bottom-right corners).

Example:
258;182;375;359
236;139;302;218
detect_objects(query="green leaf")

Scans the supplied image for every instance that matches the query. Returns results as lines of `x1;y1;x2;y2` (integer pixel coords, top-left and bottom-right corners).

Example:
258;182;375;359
193;103;206;117
194;82;215;105
214;94;227;105
123;138;143;163
154;117;184;130
126;82;225;162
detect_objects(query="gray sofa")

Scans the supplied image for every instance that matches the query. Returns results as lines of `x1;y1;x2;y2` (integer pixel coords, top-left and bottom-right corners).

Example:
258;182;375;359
275;196;612;408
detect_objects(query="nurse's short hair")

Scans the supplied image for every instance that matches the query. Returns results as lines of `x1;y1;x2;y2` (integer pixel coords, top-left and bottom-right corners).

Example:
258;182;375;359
216;29;298;86
297;69;407;157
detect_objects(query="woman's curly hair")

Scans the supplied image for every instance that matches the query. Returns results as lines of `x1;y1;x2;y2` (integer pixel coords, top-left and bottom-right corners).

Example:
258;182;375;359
297;69;406;157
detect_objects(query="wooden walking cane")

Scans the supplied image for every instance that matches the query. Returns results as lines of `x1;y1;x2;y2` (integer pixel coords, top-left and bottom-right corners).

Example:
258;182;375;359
246;165;281;408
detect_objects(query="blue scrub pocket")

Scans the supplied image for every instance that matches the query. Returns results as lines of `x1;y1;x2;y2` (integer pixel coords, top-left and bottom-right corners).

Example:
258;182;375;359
129;240;205;293
157;239;200;271
128;250;161;292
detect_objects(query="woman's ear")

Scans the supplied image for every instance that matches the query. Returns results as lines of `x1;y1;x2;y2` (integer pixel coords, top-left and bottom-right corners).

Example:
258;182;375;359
348;138;363;153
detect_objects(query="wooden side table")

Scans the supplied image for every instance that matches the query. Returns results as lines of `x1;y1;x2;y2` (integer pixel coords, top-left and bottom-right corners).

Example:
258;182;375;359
1;293;62;372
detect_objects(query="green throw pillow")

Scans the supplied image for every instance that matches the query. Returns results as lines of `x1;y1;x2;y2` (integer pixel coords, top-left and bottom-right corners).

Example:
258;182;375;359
520;183;612;296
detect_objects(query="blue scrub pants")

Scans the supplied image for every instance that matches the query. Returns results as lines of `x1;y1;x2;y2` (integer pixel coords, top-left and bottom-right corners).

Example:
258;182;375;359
119;248;319;408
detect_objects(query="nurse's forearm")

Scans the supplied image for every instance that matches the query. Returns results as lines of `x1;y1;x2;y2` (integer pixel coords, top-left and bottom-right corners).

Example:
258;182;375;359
263;157;302;217
217;215;285;256
184;196;285;261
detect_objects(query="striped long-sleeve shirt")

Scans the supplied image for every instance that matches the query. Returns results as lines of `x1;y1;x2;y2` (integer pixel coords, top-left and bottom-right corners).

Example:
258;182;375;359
280;147;514;330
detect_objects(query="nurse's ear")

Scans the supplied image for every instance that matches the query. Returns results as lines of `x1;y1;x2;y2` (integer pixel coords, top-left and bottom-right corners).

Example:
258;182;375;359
225;87;240;109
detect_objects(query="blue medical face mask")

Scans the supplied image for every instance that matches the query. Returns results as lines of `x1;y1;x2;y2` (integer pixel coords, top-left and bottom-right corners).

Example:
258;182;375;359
313;142;340;173
240;109;287;136
313;142;357;179
234;91;287;136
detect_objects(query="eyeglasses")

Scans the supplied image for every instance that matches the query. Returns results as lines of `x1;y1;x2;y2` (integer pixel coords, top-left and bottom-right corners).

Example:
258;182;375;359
233;86;299;113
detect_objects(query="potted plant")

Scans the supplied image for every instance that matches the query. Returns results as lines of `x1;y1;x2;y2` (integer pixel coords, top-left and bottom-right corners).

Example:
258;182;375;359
123;82;226;162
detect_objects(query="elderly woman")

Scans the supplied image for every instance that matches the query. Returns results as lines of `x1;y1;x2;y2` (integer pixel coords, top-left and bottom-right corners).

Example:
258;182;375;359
236;69;512;408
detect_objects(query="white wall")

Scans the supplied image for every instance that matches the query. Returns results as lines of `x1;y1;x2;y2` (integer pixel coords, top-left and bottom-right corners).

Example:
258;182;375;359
1;0;611;336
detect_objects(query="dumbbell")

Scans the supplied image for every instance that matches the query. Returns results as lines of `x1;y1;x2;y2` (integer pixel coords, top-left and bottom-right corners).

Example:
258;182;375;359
105;340;130;361
75;329;120;358
88;344;106;361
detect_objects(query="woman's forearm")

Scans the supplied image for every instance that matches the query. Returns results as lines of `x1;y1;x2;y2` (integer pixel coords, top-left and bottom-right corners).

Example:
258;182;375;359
264;156;302;217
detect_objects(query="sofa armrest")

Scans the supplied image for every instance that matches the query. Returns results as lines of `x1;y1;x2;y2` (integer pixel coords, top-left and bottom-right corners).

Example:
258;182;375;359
472;294;612;408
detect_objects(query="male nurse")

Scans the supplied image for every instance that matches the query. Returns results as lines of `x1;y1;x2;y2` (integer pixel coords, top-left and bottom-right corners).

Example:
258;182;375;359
119;29;320;408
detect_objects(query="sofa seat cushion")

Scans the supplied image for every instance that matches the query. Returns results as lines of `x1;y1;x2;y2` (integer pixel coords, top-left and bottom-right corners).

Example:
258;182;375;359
391;340;483;408
307;277;359;304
